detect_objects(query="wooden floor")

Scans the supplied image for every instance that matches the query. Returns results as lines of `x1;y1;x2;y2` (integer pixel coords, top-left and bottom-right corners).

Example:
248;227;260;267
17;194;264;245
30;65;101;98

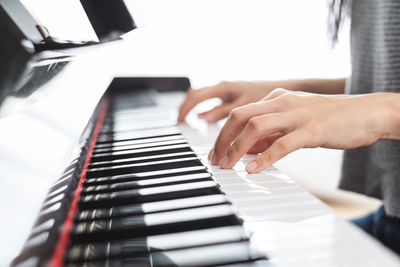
274;148;382;220
320;192;382;220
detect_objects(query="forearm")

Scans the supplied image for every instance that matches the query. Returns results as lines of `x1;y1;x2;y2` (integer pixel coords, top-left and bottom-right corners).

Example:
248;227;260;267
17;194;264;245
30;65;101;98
262;78;346;95
380;92;400;140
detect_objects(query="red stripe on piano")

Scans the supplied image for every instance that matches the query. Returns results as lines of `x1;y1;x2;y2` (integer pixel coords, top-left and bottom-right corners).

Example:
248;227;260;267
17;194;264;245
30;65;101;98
50;99;109;267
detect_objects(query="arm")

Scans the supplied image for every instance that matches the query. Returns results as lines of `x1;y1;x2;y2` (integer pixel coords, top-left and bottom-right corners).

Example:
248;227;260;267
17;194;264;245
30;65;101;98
178;78;346;123
259;78;346;94
210;90;400;173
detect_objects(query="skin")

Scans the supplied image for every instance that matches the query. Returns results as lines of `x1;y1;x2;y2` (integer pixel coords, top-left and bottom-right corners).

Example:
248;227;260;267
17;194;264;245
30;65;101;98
178;79;346;123
177;79;400;173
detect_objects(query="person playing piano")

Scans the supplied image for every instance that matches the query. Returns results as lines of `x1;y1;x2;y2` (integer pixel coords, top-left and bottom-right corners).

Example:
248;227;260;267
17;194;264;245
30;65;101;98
177;0;400;256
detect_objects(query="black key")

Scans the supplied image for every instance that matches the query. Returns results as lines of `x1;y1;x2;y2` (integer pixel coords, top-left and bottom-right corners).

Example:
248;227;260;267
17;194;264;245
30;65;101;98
83;167;208;186
88;152;195;168
66;226;247;261
86;158;202;178
81;173;213;194
76;194;228;221
99;120;175;134
71;205;240;242
107;113;166;123
98;124;176;136
92;139;187;154
150;242;265;267
66;242;265;267
96;128;181;144
94;135;183;149
91;144;191;158
66;256;151;267
89;145;192;162
96;133;180;145
78;181;220;209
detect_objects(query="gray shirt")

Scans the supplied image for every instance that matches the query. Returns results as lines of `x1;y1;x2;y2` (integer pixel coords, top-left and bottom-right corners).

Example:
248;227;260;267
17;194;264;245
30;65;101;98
340;0;400;217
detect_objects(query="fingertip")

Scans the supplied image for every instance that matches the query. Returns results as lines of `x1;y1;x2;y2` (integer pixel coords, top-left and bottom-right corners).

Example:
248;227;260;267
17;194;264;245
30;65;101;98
198;111;207;117
218;155;229;168
246;160;264;173
177;114;184;123
211;152;219;165
177;101;193;123
208;147;214;160
197;111;216;123
177;109;186;122
204;114;216;123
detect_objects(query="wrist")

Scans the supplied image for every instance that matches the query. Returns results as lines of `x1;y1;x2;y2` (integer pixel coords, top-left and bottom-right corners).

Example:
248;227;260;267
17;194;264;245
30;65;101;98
380;93;400;140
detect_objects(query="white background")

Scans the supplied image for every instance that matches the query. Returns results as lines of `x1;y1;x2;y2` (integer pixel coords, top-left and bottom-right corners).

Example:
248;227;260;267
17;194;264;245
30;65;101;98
119;0;352;199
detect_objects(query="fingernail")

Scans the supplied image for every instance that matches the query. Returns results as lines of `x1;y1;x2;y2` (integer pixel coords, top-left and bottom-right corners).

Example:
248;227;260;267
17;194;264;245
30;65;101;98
219;155;229;168
206;116;215;123
200;113;214;122
246;161;258;173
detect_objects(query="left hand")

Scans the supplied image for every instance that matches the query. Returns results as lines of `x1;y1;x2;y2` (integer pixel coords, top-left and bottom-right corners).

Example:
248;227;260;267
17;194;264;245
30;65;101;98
209;88;397;173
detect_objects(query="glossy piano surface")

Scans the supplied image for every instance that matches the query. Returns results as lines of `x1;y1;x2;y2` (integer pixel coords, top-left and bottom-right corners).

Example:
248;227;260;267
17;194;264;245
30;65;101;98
2;74;400;266
0;48;114;265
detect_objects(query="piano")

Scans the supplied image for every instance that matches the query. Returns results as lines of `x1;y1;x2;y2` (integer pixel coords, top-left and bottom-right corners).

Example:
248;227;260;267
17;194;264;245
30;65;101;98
1;1;399;266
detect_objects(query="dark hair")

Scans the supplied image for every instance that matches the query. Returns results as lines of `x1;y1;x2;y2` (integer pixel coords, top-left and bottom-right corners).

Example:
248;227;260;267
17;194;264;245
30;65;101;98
328;0;349;45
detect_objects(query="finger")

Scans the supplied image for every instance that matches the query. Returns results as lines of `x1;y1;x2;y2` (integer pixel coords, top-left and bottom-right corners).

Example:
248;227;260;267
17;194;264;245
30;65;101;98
247;133;284;154
246;130;305;173
208;147;214;160
211;101;282;165
199;94;260;123
262;89;313;104
178;86;224;123
219;113;294;169
261;88;291;101
198;103;237;123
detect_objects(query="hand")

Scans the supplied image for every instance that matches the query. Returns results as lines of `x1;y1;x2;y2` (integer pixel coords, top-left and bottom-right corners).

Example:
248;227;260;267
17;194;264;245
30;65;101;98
210;88;396;173
178;81;274;123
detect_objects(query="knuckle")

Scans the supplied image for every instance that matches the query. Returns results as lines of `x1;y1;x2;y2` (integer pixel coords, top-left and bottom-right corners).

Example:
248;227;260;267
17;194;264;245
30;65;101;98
218;81;231;88
247;118;262;132
258;152;272;164
277;93;296;105
281;93;294;101
229;108;242;122
228;143;241;156
269;88;288;97
274;139;290;154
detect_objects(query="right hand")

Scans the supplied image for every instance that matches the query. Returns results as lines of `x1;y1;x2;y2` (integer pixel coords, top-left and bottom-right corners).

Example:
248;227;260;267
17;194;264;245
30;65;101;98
178;81;275;123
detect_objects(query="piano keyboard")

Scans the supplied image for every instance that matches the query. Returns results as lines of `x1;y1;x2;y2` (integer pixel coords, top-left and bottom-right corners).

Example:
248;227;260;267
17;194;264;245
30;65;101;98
11;88;400;267
12;91;267;267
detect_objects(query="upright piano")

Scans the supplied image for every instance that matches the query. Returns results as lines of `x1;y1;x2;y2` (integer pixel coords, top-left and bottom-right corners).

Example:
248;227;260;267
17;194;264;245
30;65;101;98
1;1;399;266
